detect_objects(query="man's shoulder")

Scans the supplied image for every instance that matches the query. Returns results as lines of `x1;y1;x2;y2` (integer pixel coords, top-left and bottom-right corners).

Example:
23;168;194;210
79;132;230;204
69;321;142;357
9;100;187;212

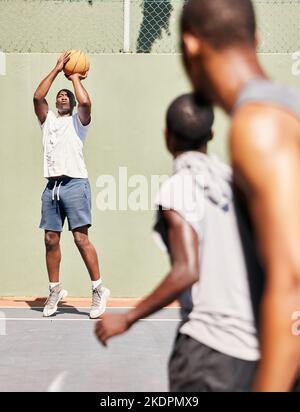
72;112;91;128
230;103;289;155
232;100;298;135
156;171;204;216
158;173;184;199
40;110;55;129
233;103;280;125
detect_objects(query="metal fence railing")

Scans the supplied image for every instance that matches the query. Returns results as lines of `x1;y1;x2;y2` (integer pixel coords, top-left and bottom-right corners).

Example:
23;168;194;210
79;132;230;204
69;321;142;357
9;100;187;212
0;0;299;53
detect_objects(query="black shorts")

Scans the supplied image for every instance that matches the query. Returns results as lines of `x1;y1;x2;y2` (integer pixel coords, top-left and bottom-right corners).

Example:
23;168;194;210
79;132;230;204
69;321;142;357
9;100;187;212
169;333;257;392
169;333;300;392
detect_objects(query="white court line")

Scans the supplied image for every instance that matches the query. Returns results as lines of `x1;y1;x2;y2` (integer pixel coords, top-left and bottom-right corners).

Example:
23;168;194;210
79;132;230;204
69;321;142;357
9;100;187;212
48;371;68;392
0;307;179;310
0;317;180;322
0;307;136;309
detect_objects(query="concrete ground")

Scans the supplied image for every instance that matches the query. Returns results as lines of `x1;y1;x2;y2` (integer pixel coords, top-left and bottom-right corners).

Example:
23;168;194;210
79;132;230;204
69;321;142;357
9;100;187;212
0;299;180;392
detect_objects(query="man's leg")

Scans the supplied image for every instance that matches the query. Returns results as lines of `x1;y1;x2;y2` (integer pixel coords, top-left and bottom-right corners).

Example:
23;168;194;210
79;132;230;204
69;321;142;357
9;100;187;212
72;226;100;281
43;230;68;317
44;230;61;282
72;225;110;318
64;179;109;318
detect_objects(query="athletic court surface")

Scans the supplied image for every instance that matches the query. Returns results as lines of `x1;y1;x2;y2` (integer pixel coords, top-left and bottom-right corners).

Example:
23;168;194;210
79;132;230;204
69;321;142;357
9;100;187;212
0;298;180;392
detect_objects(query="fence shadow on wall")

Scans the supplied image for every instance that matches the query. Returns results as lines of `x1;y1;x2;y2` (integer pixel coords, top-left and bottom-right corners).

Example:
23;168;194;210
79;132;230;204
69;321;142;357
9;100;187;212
136;0;173;53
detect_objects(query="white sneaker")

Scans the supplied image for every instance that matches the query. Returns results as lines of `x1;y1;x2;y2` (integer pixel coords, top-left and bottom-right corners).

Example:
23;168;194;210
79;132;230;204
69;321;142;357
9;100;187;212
90;285;110;319
43;284;68;317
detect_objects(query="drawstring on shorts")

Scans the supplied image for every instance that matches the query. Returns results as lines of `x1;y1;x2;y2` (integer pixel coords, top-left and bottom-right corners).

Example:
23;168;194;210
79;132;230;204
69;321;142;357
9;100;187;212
51;180;63;201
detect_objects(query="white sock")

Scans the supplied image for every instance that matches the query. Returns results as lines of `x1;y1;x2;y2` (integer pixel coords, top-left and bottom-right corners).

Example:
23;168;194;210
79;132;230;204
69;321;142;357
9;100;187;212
49;282;60;290
92;279;102;289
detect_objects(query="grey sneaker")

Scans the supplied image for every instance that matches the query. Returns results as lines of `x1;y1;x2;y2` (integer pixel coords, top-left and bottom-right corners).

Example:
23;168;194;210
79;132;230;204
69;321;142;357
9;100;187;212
90;285;110;319
43;284;68;317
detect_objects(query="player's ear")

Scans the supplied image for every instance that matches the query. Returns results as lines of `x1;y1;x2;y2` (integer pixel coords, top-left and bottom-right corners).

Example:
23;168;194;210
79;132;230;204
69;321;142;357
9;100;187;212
182;33;202;58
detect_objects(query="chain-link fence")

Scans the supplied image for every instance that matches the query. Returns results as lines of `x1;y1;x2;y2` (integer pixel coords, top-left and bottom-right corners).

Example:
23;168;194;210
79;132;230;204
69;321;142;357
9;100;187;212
0;0;124;53
255;0;300;53
0;0;299;53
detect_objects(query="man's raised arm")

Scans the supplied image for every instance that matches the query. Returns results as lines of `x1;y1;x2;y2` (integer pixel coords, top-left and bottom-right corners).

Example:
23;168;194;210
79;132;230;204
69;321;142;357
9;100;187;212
68;73;91;126
33;51;70;124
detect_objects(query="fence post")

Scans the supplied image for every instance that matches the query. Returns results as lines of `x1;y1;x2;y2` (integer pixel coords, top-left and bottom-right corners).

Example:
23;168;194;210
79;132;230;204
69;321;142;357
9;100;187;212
0;51;6;76
123;0;131;53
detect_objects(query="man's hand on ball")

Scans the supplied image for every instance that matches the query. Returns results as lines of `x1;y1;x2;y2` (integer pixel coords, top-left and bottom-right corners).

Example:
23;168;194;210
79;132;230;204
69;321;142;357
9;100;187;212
66;72;88;81
55;51;71;73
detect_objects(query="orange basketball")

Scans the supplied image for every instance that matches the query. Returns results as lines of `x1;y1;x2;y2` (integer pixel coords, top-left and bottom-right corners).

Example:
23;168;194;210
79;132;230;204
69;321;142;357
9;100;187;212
63;50;90;76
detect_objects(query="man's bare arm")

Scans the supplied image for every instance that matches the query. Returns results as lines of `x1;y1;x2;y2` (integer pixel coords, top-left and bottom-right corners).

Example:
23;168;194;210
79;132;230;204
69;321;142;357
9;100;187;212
231;105;300;391
95;210;199;345
33;51;70;124
68;73;91;126
126;210;199;325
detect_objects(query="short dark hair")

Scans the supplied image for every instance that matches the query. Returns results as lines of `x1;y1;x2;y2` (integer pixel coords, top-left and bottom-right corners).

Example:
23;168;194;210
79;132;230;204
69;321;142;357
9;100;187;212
181;0;256;49
166;93;214;151
56;89;77;112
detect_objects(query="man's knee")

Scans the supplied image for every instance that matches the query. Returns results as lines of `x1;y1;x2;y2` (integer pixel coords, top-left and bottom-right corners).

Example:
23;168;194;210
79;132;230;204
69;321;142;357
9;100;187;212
45;232;60;251
73;232;90;250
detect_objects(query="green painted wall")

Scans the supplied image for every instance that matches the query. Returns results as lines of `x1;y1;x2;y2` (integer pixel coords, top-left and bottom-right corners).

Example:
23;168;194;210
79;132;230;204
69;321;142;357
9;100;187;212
0;53;299;297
